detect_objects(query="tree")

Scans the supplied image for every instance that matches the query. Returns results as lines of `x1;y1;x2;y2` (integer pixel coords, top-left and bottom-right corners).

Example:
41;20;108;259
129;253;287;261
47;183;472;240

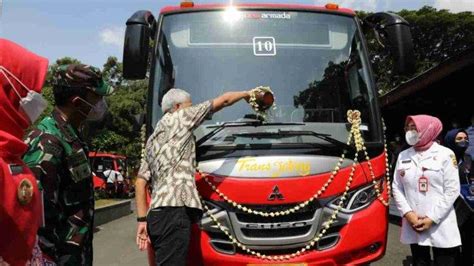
360;7;474;94
102;56;123;88
31;56;147;170
88;57;148;169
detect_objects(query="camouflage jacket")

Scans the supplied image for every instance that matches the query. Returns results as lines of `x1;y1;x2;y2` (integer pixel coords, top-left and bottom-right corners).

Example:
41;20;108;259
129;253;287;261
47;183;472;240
23;109;94;266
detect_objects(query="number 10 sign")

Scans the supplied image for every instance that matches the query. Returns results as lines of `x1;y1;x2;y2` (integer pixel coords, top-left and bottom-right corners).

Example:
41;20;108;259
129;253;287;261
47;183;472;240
253;37;276;56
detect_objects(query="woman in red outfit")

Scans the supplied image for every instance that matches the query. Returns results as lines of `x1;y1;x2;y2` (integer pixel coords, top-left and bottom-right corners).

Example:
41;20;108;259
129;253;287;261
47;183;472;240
0;38;48;265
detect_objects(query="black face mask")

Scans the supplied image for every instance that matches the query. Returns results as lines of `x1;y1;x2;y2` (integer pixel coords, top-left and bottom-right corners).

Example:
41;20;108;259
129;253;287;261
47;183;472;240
456;140;469;149
453;140;469;157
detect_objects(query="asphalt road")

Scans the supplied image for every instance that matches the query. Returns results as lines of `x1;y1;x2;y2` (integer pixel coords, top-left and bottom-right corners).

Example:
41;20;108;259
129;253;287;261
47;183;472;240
93;211;411;266
372;217;412;266
93;210;148;266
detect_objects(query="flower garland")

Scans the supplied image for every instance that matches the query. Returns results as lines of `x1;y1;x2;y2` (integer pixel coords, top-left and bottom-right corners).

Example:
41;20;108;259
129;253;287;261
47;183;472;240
140;124;146;160
348;114;391;206
200;110;384;261
364;143;391;207
201;158;358;261
200;110;391;217
248;86;276;119
200;142;350;218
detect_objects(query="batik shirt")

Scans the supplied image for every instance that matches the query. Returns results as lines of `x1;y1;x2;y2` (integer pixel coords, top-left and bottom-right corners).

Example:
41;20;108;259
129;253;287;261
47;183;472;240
23;109;94;266
138;101;212;210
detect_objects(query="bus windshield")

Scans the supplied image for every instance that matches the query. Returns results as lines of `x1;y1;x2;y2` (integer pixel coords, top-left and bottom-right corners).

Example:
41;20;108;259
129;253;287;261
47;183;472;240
151;10;381;148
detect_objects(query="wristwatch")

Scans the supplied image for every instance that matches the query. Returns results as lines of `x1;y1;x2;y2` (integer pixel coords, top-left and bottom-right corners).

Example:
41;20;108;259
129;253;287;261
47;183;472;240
137;216;147;222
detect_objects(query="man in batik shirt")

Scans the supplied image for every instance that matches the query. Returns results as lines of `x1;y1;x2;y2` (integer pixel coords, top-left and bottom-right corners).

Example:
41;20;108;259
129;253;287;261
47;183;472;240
135;88;253;265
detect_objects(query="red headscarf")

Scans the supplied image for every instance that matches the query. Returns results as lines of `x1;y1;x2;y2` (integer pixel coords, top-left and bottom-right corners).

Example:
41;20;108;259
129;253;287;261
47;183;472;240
0;38;48;140
406;115;443;151
0;39;48;264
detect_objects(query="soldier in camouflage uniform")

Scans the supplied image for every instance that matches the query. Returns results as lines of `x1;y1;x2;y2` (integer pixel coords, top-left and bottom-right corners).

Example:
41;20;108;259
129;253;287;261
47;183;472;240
23;64;113;265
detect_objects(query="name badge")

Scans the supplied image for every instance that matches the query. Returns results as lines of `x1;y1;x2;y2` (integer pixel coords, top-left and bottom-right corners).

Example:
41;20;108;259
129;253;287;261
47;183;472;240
419;176;429;192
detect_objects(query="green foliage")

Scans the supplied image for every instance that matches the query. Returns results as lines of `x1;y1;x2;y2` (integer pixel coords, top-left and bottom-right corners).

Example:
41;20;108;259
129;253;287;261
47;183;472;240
399;6;474;67
88;57;148;170
361;6;474;94
35;56;147;171
102;56;123;88
94;188;108;200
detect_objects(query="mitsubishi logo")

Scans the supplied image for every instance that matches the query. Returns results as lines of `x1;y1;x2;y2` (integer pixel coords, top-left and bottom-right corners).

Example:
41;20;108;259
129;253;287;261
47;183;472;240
268;185;284;201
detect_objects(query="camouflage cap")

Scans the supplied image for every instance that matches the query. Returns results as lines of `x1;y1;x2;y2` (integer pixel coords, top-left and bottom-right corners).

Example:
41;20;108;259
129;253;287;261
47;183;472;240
52;64;113;96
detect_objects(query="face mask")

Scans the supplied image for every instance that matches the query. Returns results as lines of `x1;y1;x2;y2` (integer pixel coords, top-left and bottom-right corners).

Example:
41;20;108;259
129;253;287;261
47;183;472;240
88;99;107;121
0;66;48;124
77;97;107;121
405;130;420;146
456;140;469;149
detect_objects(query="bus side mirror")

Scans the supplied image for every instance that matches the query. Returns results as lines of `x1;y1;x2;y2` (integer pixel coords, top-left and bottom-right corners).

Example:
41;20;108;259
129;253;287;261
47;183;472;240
364;12;415;76
123;10;156;80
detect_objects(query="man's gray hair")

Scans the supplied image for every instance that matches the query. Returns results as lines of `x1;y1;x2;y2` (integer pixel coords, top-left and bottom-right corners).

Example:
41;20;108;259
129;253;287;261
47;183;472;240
161;88;191;113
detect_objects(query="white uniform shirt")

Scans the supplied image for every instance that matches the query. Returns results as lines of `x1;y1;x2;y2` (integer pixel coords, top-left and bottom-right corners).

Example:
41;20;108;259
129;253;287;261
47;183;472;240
392;142;461;248
116;173;124;182
104;169;119;184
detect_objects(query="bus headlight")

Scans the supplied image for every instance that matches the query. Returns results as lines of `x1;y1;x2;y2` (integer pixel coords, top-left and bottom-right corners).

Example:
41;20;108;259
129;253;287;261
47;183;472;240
200;200;232;232
328;179;383;213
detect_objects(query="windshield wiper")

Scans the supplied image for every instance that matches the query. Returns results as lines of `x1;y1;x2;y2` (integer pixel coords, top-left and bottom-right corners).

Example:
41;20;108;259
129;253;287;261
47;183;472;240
197;121;304;147
231;129;354;152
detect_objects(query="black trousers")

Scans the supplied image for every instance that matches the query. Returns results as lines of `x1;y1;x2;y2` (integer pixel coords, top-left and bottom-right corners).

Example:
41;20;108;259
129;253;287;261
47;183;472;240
147;207;202;266
459;214;473;266
410;244;460;266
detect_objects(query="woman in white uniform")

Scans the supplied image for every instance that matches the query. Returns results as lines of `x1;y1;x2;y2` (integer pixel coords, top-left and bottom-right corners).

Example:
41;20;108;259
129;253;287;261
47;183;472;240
392;115;461;266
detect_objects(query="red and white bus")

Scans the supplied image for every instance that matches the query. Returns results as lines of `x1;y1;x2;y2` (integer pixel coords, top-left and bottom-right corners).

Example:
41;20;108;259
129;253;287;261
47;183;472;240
123;1;414;265
89;152;132;197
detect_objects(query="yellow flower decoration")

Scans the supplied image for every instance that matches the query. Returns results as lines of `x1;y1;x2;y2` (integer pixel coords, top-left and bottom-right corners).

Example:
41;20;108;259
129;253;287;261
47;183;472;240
347;110;361;124
248;86;276;119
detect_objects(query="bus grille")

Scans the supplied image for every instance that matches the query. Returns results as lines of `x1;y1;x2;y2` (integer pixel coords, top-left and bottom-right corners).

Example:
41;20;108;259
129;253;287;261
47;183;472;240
202;201;349;255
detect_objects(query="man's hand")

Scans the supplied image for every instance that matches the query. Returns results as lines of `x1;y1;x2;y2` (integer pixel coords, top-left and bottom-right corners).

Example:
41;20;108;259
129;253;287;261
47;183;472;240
136;222;149;251
135;177;150;251
404;211;419;227
244;90;251;103
413;217;434;232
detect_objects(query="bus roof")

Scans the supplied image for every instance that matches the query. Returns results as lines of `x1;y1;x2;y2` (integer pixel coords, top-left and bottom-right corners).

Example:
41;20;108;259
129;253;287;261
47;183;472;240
160;3;356;16
88;152;127;160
